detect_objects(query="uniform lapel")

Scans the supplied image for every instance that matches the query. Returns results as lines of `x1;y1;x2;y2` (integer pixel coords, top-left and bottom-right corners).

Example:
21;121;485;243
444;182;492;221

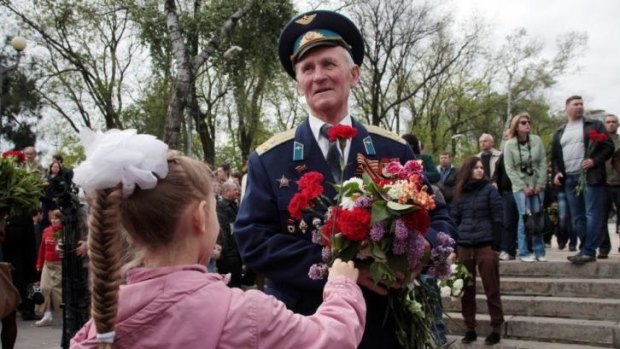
294;120;339;198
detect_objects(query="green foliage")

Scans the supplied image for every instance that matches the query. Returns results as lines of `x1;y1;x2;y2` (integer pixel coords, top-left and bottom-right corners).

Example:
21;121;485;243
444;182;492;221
0;156;45;219
120;79;170;139
1;48;42;148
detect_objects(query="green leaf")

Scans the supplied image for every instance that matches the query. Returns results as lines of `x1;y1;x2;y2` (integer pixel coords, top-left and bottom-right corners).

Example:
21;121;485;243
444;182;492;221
369;261;395;285
336;241;359;262
369;241;388;262
371;200;390;224
387;201;415;214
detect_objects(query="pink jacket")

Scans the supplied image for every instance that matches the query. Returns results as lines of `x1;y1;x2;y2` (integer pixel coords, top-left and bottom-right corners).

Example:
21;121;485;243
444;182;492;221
71;265;365;349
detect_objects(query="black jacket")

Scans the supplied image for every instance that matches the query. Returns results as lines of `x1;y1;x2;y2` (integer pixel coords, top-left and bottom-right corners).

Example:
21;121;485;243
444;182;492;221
438;166;459;204
493;153;513;193
551;118;614;186
216;197;241;260
451;180;503;247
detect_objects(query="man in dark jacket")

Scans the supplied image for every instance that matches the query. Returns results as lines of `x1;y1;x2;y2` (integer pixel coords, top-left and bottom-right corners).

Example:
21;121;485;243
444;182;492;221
551;95;614;264
437;151;458;207
216;180;242;287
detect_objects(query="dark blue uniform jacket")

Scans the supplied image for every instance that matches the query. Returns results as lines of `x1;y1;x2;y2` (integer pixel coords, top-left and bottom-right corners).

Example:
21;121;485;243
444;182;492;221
235;118;456;348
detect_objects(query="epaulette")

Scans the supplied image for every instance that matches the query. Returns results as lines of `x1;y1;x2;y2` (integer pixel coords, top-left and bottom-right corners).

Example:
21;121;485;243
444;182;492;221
256;129;296;155
365;124;406;145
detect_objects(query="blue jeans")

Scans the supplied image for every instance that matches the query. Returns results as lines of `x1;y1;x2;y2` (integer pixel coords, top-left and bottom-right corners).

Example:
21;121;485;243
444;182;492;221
556;190;577;248
564;174;606;257
513;191;546;257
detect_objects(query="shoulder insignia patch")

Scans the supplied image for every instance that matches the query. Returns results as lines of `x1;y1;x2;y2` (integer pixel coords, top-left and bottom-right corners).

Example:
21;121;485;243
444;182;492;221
364;124;406;145
256;129;296;156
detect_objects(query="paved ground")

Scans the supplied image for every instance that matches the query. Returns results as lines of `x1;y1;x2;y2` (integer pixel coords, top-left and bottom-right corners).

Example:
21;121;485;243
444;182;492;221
11;224;620;349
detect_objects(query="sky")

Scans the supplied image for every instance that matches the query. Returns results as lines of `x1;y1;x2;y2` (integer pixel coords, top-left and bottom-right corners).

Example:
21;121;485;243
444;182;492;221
452;0;620;115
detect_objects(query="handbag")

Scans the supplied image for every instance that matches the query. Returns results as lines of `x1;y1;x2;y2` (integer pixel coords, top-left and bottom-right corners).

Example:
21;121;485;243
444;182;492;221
27;282;45;305
0;262;21;319
523;196;551;237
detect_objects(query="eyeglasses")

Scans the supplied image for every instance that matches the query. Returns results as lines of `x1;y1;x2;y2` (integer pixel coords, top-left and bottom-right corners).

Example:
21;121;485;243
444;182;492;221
519;120;531;125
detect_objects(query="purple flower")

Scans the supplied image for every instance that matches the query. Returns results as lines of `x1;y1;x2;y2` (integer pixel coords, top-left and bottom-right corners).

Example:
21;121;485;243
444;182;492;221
321;246;332;262
427;232;456;280
370;222;386;241
308;263;328;280
392;236;407;255
354;196;373;208
394;218;408;240
311;230;322;245
406;232;427;270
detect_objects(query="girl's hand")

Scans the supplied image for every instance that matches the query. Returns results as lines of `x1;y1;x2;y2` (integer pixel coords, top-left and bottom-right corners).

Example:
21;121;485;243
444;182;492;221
328;258;359;283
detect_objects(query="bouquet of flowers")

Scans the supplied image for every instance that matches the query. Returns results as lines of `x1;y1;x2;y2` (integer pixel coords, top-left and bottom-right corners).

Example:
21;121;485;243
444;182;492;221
438;261;473;301
287;125;455;348
575;129;608;195
0;151;45;230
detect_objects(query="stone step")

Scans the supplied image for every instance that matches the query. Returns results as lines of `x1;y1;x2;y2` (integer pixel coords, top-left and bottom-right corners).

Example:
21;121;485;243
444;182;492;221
443;295;620;321
444;312;620;347
499;259;620;279
476;277;620;299
445;335;611;349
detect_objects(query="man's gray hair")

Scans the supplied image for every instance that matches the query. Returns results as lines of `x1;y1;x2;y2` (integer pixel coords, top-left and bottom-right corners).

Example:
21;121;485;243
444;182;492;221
220;179;239;193
479;133;494;143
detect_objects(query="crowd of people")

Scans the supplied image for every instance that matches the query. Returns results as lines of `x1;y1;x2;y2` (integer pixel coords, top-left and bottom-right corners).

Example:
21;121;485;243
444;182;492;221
1;8;617;349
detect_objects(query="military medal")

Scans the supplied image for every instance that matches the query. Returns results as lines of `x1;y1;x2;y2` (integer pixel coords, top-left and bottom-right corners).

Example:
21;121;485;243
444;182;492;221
287;219;296;233
276;174;290;188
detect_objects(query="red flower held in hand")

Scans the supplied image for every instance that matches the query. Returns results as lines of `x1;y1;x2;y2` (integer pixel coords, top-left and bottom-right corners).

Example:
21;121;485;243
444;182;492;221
327;125;357;142
401;209;431;235
336;207;371;241
587;130;607;143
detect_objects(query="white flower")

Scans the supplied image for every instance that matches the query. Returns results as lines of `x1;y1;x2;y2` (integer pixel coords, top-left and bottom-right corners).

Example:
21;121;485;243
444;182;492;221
386;180;407;199
450;263;458;273
440;286;451;297
340;194;359;210
342;177;365;192
453;278;464;291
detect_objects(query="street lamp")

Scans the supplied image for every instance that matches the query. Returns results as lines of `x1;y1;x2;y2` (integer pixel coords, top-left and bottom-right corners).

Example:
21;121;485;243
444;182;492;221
0;36;27;128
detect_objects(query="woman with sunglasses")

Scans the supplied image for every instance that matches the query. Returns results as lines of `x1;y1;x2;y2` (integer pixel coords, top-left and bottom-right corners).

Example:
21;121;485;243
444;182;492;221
504;112;548;262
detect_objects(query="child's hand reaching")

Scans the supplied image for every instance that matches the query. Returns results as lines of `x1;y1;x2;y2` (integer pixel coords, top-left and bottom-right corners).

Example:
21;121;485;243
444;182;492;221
328;258;359;283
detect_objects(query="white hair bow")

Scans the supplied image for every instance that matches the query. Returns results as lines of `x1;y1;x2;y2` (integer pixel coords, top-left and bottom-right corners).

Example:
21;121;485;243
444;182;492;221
73;128;169;197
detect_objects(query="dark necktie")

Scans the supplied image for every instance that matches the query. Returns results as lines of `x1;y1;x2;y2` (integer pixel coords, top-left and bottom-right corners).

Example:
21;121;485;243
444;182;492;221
320;124;342;182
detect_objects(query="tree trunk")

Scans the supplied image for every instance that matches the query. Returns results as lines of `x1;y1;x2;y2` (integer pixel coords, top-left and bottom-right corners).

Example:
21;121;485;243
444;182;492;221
163;0;193;149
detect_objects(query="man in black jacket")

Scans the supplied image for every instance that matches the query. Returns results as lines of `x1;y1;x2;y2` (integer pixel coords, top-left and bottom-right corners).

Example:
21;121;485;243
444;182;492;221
437;151;458;208
216;180;242;287
551;95;614;264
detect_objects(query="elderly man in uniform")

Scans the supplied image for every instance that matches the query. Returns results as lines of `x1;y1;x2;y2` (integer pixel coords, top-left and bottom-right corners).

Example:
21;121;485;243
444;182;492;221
234;10;456;348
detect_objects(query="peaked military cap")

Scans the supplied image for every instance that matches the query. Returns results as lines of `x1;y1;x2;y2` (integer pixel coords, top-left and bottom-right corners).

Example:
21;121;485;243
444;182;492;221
278;10;364;79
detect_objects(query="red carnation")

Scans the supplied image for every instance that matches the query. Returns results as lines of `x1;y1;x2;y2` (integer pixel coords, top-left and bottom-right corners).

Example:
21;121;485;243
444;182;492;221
401;209;431;235
297;171;324;199
2;151;25;164
288;192;312;220
327;125;357;142
587;130;606;143
336;207;371;241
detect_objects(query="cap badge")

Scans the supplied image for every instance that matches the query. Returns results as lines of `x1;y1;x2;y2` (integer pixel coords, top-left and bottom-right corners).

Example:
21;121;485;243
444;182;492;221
299;31;326;47
295;13;317;25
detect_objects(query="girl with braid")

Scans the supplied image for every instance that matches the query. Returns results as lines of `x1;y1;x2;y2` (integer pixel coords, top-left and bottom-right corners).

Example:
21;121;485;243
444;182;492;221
69;129;365;349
